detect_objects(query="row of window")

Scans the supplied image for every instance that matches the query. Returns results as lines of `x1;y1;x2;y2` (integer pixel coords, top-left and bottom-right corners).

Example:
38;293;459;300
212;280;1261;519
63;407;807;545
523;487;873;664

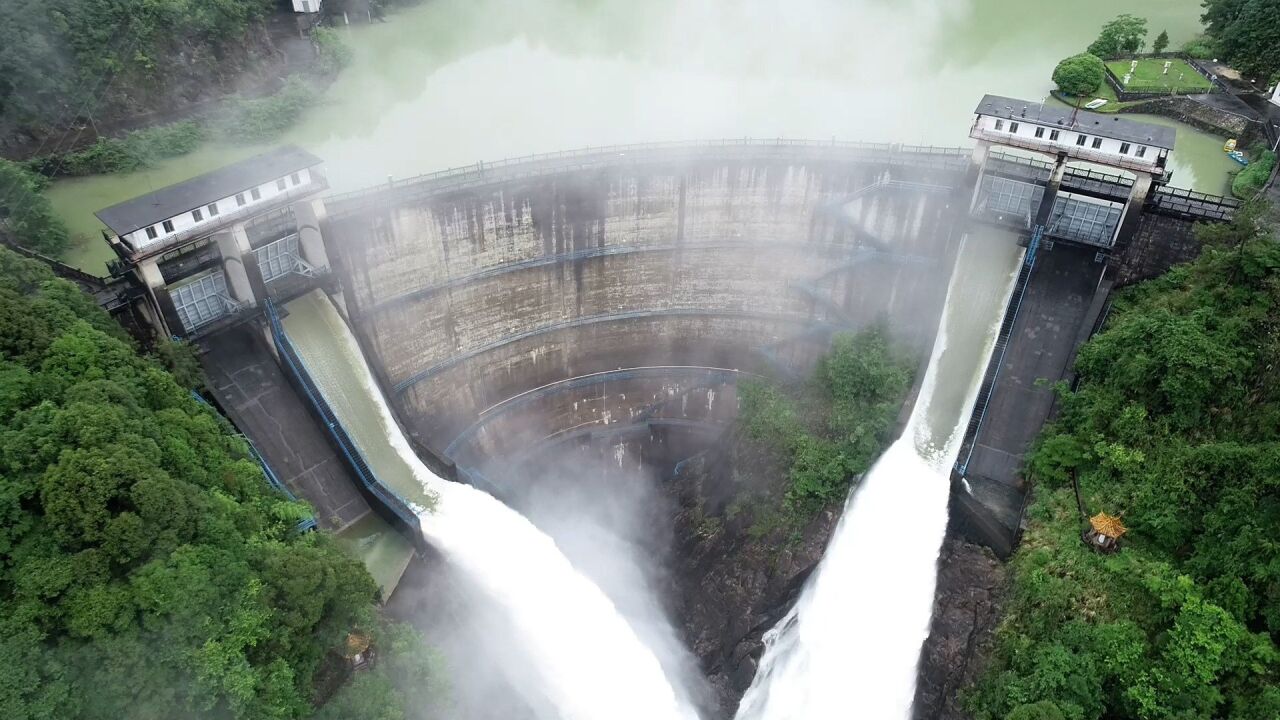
140;172;306;242
991;119;1149;159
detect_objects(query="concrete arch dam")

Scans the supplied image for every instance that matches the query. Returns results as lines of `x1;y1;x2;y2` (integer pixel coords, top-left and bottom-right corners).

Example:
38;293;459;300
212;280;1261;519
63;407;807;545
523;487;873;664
319;142;973;480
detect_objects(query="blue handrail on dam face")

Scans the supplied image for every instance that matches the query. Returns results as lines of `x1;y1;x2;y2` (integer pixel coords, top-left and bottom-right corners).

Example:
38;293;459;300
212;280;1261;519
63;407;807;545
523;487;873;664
263;299;424;535
955;225;1043;478
188;389;318;533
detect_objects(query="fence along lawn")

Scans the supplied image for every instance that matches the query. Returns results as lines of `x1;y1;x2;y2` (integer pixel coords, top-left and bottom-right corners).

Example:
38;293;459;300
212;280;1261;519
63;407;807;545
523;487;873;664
1106;58;1214;93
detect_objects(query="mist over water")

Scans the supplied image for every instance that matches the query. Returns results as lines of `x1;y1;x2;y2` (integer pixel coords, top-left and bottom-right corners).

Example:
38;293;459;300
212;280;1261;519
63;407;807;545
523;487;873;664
282;292;699;720
736;231;1023;720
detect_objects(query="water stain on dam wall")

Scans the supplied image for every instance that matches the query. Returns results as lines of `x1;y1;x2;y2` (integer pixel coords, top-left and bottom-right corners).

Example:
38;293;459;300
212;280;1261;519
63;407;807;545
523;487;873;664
324;148;972;468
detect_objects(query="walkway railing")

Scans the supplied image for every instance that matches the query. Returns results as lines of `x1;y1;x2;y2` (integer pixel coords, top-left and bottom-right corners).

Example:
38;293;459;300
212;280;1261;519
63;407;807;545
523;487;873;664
971;126;1165;176
188;389;317;533
956;225;1043;477
264;299;423;533
324;139;971;216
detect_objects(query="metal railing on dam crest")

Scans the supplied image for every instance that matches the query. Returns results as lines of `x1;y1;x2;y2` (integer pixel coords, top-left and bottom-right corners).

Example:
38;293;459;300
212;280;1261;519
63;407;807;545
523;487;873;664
324;139;972;216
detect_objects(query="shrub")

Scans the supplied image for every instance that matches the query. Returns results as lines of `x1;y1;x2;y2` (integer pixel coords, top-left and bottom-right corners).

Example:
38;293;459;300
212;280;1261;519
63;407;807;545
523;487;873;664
313;27;354;75
1087;14;1148;59
215;78;318;142
1231;147;1276;199
1052;53;1107;99
737;328;913;524
1181;36;1215;59
31;120;205;177
0;158;70;254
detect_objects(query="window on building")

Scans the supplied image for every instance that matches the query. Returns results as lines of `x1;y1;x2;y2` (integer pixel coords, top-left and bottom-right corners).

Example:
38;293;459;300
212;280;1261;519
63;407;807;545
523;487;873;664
1119;142;1131;154
994;119;1004;131
302;0;311;11
163;219;175;233
1076;135;1087;146
207;202;219;216
192;208;203;222
276;178;287;191
1034;127;1045;139
1091;137;1103;149
145;226;158;240
1050;129;1060;141
236;193;246;207
1009;121;1019;133
290;172;301;185
1136;146;1147;158
251;187;262;201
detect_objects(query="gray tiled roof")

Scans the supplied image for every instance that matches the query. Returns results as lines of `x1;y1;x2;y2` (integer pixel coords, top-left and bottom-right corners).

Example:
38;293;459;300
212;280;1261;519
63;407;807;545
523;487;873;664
975;95;1176;150
95;145;322;237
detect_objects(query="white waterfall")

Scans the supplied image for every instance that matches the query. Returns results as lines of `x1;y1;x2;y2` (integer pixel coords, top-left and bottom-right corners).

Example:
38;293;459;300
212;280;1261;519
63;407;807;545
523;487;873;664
283;291;700;720
735;231;1023;720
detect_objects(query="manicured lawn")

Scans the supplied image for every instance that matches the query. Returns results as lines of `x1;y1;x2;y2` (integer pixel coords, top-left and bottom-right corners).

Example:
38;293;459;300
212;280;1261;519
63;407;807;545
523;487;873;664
1106;58;1214;93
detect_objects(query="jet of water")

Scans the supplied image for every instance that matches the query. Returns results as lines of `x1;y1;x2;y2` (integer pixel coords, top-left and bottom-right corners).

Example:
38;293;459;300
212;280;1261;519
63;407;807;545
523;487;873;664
284;291;700;720
736;231;1023;720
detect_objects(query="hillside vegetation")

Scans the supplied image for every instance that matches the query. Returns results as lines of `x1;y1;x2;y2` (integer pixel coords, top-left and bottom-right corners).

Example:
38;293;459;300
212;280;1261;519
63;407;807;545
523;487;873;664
0;0;275;140
968;205;1280;720
738;328;914;524
0;248;441;719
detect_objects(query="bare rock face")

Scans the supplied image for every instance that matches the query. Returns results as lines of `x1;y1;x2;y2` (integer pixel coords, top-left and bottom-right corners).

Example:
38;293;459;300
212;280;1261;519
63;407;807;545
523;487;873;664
912;537;1006;720
665;437;840;719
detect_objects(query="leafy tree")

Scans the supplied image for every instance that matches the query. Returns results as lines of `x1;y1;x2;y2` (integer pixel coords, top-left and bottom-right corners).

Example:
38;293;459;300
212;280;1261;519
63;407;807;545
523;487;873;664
1232;147;1276;199
0;248;431;719
28;121;205;178
1152;29;1170;54
0;0;276;134
1006;701;1066;720
738;327;913;519
312;27;355;75
966;207;1280;720
1181;35;1216;58
1052;53;1107;99
214;78;318;142
313;672;404;720
1087;14;1149;58
0;158;70;254
1200;0;1280;80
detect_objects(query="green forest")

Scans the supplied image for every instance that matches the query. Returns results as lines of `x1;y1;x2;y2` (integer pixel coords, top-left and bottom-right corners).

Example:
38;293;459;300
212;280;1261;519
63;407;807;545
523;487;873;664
0;0;275;134
967;205;1280;720
0;248;441;720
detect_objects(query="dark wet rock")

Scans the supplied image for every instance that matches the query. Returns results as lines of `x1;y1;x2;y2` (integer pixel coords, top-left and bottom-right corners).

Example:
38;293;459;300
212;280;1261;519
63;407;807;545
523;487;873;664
913;537;1006;720
665;433;840;719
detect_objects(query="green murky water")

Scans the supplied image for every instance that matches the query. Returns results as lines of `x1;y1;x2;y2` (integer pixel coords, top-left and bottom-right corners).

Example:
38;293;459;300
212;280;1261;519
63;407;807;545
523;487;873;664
280;290;436;509
334;512;416;597
50;0;1238;273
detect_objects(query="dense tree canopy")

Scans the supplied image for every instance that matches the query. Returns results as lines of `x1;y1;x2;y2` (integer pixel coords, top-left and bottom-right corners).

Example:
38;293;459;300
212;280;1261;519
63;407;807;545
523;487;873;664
968;205;1280;720
0;0;273;134
1151;29;1170;54
1052;53;1108;98
1201;0;1280;81
0;158;70;254
739;328;913;519
0;248;397;719
1087;14;1149;58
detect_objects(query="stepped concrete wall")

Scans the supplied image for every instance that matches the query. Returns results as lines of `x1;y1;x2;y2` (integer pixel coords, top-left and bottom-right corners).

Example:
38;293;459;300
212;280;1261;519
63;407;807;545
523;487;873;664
322;145;970;468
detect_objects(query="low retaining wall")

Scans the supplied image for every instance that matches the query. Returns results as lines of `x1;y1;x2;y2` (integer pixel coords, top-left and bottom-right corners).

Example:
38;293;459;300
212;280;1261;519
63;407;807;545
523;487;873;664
1120;96;1263;145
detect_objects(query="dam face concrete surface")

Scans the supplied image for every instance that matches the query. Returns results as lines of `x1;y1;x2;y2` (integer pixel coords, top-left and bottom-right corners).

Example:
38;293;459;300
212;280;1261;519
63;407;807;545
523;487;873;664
323;145;970;476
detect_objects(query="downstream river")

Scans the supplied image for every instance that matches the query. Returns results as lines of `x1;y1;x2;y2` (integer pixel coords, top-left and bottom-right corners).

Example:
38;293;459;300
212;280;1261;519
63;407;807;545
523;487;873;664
50;0;1237;273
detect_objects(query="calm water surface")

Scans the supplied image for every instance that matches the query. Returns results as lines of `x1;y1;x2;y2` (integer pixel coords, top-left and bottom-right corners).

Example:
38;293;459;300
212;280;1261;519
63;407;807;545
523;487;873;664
51;0;1236;272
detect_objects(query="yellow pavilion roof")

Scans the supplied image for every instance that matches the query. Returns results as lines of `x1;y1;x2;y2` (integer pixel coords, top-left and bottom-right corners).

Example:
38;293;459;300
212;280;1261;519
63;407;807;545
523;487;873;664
1089;512;1127;538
